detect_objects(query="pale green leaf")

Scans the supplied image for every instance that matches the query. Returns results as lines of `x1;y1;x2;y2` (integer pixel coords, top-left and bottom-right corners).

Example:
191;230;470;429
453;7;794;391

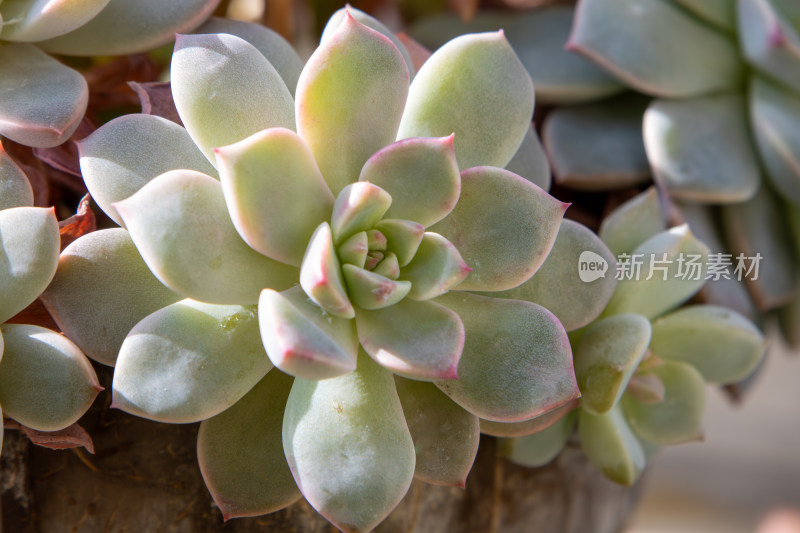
578;403;645;486
599;187;666;256
0;143;33;209
505;125;551;192
0;0;109;42
501;411;576;468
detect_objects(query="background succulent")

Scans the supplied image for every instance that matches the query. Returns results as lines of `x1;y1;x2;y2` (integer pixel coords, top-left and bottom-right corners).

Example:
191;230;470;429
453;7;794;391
38;7;601;531
497;188;767;485
0;0;220;148
0;141;100;453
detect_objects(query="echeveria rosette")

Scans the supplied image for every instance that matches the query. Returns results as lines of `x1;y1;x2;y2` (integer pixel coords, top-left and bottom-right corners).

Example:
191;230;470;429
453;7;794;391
0;144;101;449
50;9;578;531
0;0;219;148
500;188;767;486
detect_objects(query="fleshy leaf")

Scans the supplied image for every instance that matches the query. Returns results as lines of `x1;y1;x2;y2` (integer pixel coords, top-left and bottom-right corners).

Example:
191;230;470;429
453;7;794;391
373;219;424;267
296;14;409;196
0;0;109;42
501;411;576;468
720;184;797;311
38;0;220;56
0;143;34;209
643;94;760;203
113;299;270;423
401;233;470;300
299;222;354;319
435;292;578;422
573;314;651;415
41;228;180;366
398;31;533;170
115;170;297;305
750;76;800;206
0;43;87;148
78;113;217;226
322;6;416;79
395;377;479;487
431;166;568;292
337;231;368;269
171;32;295;164
258;286;358;380
672;0;735;30
330;182;392;244
493;219;617;332
623;359;706;445
578;403;645;486
216;128;334;267
544;94;651;190
505;125;551;192
480;401;577;438
195;17;304;93
599;187;666;256
603;225;709;320
198;370;301;519
625;373;665;405
738;0;800;93
356;298;464;380
0;207;59;323
569;0;743;97
341;265;411;310
0;324;100;432
283;352;415;533
359;136;460;227
650;305;766;384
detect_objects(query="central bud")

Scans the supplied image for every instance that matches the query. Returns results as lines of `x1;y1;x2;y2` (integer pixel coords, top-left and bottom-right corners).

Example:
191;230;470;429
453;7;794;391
300;181;469;318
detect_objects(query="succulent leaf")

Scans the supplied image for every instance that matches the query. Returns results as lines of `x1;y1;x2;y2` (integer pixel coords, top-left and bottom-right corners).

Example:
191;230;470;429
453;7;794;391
599;187;666;256
341;265;411;310
573;314;652;415
750;75;800;206
432;166;567;292
570;0;743;97
322;6;416;79
299;222;354;319
480;401;577;438
78;113;217;226
356;298;464;380
603;225;710;320
216;128;334;267
112;299;270;423
0;0;109;42
40;228;180;366
195;17;303;93
38;0;220;56
501;410;577;468
738;0;800;93
359;136;460;227
115;170;297;305
373;219;424;267
643;94;760;203
330;182;392;245
258;287;358;380
435;292;578;422
544;94;651;190
171;32;295;164
397;31;533;169
671;0;735;31
0;42;87;148
493;219;617;332
578;403;645;486
505;125;551;192
0;144;33;209
283;352;415;533
395;377;479;487
0;206;59;323
0;324;100;432
296;14;409;196
401;233;469;300
650;305;766;384
198;370;301;519
623;359;706;445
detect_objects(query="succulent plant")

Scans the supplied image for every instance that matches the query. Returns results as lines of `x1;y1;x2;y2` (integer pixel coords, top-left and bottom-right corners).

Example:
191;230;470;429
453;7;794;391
498;188;767;484
0;0;220;148
0;142;100;452
40;8;592;531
